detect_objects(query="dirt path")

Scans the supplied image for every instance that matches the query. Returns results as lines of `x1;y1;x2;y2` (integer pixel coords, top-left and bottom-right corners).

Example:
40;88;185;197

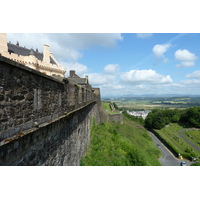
178;129;200;152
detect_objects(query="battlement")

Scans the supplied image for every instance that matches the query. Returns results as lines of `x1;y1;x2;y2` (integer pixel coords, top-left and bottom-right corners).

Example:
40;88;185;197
0;51;65;76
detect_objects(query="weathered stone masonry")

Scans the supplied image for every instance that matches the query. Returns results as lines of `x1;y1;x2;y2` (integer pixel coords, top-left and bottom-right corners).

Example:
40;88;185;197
0;55;101;165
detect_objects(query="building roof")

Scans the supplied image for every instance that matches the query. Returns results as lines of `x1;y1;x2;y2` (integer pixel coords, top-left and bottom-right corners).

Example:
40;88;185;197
7;43;57;65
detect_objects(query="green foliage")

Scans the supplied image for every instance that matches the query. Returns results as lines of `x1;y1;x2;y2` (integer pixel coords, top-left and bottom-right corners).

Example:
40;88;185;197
186;107;200;128
80;115;161;166
191;162;200;166
171;115;180;123
152;112;166;129
145;106;200;129
113;102;121;110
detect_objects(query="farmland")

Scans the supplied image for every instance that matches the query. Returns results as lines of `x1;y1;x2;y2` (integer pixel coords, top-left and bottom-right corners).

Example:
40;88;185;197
103;96;200;111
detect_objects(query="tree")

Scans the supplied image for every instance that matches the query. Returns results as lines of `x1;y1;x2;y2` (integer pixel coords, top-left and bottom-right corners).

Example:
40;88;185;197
187;107;200;128
145;112;154;128
171;115;180;123
152;112;165;129
164;117;170;125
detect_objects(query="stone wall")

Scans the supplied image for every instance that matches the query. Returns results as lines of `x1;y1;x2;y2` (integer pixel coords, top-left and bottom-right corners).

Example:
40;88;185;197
0;56;97;142
0;55;100;166
0;102;97;166
109;113;123;123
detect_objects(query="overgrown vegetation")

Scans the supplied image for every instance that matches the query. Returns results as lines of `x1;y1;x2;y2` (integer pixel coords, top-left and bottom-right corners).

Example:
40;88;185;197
102;102;119;114
80;114;161;166
145;107;200;130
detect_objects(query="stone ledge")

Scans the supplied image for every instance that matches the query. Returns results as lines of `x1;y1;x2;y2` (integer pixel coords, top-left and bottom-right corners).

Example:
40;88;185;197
0;100;96;147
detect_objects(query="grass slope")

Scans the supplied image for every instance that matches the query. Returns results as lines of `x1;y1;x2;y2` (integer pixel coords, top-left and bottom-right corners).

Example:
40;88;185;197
80;114;161;166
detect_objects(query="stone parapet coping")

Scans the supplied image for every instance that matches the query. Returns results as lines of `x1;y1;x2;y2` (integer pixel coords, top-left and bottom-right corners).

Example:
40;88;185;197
0;100;96;147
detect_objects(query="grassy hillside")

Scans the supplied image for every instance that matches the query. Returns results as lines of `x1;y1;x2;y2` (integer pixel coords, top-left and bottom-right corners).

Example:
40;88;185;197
80;114;161;166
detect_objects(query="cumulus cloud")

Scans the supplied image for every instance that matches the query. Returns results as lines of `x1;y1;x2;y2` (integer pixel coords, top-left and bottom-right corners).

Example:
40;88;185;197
136;33;153;38
152;44;171;57
152;43;171;65
88;73;115;86
7;33;123;62
59;61;88;77
120;69;173;85
104;64;119;74
175;49;198;68
185;70;200;79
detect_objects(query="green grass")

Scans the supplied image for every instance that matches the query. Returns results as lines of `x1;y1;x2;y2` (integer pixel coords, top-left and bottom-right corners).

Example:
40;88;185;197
102;102;119;114
80;114;161;166
183;129;200;147
155;124;200;159
102;102;112;113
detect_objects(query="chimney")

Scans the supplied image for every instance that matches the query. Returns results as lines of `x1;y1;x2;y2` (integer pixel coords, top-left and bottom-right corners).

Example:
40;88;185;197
0;33;8;52
70;70;76;77
43;44;50;64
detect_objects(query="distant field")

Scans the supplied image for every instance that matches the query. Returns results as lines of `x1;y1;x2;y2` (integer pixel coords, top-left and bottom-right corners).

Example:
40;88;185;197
108;97;200;110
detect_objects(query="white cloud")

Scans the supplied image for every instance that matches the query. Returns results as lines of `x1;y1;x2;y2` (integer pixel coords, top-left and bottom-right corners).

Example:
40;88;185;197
152;44;171;65
104;64;119;74
185;70;200;79
120;69;173;85
136;33;153;38
88;73;115;86
7;33;123;62
175;49;198;68
59;61;88;77
175;49;197;61
152;44;171;57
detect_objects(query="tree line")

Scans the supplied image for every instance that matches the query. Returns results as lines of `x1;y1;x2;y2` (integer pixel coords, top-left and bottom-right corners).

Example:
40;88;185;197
145;106;200;130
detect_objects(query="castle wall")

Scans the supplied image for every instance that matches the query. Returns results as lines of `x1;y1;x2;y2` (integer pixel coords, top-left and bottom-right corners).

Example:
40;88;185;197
0;102;98;166
108;113;123;123
0;56;101;165
0;56;99;142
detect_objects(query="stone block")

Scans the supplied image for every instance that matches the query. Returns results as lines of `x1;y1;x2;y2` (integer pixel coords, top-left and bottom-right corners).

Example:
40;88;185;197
25;93;34;101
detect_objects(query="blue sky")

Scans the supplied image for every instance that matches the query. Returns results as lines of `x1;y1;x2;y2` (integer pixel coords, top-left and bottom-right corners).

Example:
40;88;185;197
7;33;200;97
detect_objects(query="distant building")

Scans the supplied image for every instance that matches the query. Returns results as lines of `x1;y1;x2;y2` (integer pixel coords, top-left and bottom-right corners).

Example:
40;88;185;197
127;110;151;119
68;70;91;89
0;33;66;77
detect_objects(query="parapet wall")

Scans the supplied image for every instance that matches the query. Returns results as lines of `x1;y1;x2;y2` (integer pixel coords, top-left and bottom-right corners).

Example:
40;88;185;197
0;102;97;166
108;113;123;123
0;55;101;165
0;55;98;142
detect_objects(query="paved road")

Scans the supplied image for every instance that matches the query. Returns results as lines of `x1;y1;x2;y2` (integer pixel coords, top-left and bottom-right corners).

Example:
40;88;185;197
148;131;192;166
